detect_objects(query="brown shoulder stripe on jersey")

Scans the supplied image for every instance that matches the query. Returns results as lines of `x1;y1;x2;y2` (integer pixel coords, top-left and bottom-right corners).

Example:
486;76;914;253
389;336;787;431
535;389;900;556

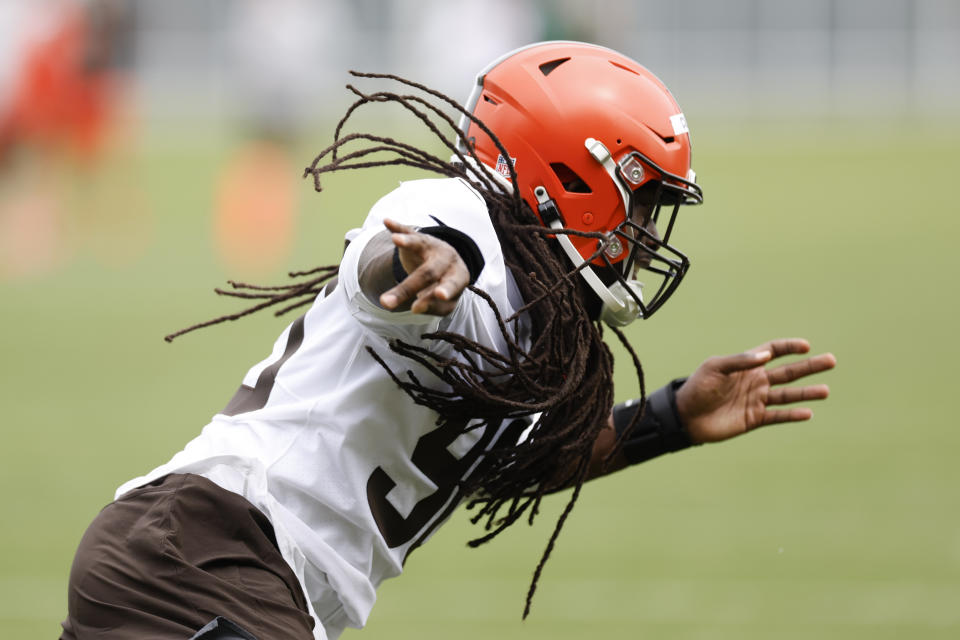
222;314;307;416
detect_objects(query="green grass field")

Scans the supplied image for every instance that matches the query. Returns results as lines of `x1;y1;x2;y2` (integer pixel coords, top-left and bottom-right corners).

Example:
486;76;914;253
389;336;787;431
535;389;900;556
1;117;958;638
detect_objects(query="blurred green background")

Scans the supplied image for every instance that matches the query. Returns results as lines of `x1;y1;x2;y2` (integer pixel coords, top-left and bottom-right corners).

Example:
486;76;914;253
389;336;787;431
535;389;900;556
2;0;960;638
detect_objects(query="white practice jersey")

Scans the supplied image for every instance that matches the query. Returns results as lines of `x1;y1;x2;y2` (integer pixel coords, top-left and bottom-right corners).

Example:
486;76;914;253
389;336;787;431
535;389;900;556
117;178;530;640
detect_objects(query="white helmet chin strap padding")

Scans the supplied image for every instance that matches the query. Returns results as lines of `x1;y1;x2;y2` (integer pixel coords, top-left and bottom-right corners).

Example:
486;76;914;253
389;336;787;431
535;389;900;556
602;280;644;327
533;185;644;327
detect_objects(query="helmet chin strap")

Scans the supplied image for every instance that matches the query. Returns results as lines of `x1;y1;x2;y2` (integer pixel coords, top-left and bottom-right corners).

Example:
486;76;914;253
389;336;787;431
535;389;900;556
533;185;644;327
583;138;647;326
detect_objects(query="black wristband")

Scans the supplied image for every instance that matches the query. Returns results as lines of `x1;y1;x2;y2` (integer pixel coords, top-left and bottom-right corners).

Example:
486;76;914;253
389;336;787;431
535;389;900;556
612;378;693;466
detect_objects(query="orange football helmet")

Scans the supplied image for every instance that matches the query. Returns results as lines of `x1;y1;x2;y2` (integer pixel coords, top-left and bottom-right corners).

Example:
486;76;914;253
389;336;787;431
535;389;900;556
457;41;703;325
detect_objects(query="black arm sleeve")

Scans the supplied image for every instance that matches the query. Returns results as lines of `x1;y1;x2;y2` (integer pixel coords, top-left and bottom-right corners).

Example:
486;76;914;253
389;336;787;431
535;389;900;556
612;378;696;465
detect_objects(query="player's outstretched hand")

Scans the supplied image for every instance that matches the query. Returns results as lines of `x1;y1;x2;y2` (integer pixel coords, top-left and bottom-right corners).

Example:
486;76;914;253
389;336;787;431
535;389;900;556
379;218;470;316
675;338;836;444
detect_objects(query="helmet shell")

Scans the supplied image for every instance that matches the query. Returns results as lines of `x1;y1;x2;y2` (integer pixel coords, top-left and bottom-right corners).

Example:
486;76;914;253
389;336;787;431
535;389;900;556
462;42;694;264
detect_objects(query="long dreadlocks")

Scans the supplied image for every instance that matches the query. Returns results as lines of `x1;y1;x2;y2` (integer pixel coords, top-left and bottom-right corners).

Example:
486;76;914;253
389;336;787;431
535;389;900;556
166;72;649;618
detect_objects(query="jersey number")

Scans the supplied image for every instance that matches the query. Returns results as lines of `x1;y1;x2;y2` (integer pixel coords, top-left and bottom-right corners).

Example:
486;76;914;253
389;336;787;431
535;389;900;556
366;418;495;551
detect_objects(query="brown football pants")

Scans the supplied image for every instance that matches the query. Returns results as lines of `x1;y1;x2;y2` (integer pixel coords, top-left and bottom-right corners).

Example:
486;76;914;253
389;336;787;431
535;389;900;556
60;473;315;639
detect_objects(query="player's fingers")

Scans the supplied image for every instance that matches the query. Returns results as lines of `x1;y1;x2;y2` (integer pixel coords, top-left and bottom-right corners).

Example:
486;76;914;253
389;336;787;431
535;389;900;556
391;230;429;258
392;230;464;275
766;338;811;358
433;262;469;302
767;353;836;385
410;264;469;315
383;217;417;235
401;258;448;295
408;282;452;315
380;277;414;309
715;339;814;374
381;253;447;308
381;225;468;313
758;407;813;427
387;254;468;314
411;293;459;316
767;384;830;406
714;349;773;374
745;338;811;361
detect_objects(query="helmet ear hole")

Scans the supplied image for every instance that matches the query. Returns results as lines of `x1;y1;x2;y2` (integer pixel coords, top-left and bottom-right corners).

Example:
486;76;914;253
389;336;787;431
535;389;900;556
550;163;592;193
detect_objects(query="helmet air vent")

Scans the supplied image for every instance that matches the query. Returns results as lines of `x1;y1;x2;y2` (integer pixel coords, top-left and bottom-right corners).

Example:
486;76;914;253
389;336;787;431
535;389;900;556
609;60;641;76
550;163;592;193
538;57;570;76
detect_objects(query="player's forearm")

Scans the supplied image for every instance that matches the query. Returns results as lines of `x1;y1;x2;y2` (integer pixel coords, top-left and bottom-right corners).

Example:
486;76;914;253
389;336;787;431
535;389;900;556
583;418;630;480
541;422;628;494
584;379;696;483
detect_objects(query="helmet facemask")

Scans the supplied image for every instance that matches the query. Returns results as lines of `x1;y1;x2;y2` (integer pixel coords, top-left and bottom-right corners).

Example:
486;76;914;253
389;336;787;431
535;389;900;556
597;151;703;322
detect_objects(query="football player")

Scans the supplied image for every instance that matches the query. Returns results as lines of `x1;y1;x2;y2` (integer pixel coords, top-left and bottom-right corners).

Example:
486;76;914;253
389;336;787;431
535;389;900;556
61;42;835;640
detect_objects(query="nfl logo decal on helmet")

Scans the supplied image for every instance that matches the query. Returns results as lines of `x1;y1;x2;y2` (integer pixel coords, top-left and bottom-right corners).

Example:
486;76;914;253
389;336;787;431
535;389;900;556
495;153;515;179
